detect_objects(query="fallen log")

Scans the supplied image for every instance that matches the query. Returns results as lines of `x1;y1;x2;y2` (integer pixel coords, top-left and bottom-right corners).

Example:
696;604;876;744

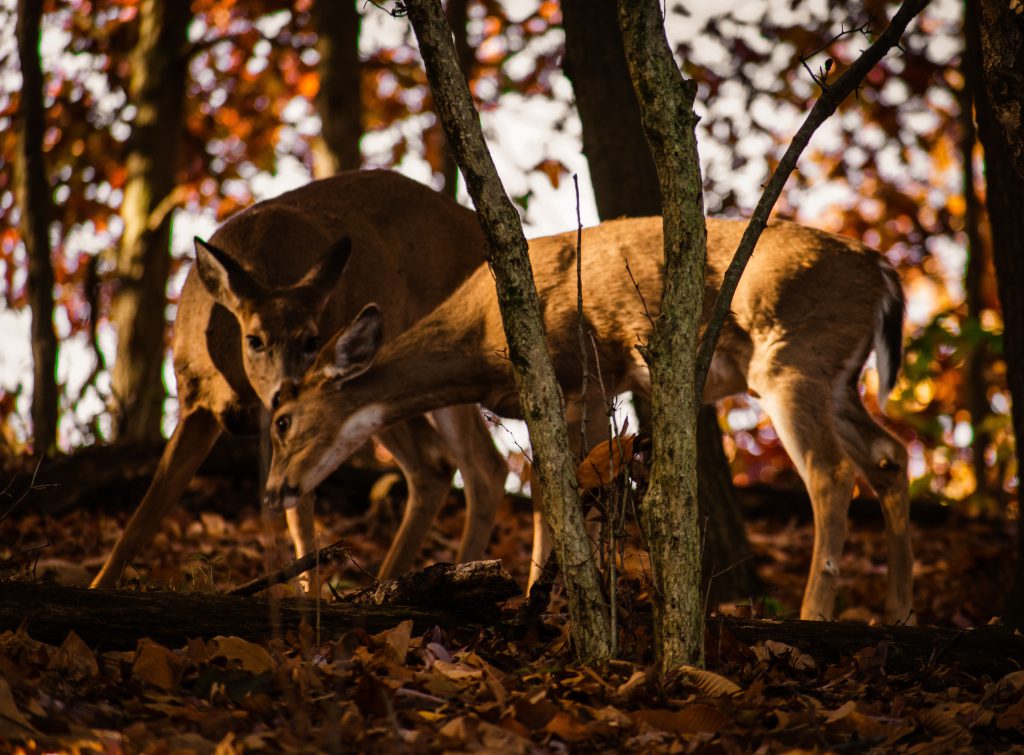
339;559;521;607
709;616;1024;677
0;577;505;650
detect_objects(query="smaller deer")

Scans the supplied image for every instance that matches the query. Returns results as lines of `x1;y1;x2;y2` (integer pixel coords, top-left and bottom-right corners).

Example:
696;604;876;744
91;171;508;590
265;216;914;623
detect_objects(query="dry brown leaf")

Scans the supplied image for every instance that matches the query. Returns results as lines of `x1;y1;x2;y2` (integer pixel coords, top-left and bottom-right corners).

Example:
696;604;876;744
633;704;730;735
383;620;413;665
432;659;484;683
676;665;741;697
577;434;636;489
132;639;180;691
0;677;37;736
544;710;591;742
49;630;99;679
208;636;276;674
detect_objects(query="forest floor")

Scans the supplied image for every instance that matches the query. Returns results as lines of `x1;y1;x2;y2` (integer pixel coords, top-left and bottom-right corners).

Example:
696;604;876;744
0;446;1022;753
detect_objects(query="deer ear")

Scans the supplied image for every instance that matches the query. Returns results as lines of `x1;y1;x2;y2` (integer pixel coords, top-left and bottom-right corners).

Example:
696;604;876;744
299;236;352;302
194;237;265;309
322;303;382;382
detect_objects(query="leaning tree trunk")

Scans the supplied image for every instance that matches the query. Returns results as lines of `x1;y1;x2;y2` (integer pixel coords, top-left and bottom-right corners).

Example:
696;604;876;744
619;0;708;669
562;0;762;605
15;0;59;455
966;0;1024;629
404;0;611;662
311;0;362;177
108;0;190;442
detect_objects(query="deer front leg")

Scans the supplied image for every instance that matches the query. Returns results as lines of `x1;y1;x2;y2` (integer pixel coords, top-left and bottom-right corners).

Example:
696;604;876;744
429;405;508;564
374;418;456;579
92;408;221;588
283;493;317;594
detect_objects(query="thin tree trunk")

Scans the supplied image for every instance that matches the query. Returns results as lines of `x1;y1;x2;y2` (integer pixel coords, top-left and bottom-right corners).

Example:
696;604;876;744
966;0;1024;629
404;0;611;662
311;0;362;177
561;0;660;220
439;0;474;198
619;0;707;669
563;0;761;603
958;77;992;497
15;0;59;456
108;0;190;442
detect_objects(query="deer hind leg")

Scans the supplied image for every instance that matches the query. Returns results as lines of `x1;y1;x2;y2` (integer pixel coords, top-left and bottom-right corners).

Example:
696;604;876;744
428;405;508;563
834;384;914;624
755;372;857;621
91;407;221;588
374;417;456;579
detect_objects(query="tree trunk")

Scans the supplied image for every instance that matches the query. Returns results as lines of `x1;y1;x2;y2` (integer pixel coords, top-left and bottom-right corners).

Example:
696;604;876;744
404;0;611;662
439;0;474;198
619;0;707;669
108;0;190;442
15;0;58;455
311;0;362;177
958;77;993;497
561;0;661;219
562;0;761;604
966;0;1024;629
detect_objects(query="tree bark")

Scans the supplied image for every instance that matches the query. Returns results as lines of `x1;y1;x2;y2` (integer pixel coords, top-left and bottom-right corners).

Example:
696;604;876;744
562;0;761;604
561;0;661;220
109;0;191;442
438;0;474;198
966;0;1024;629
976;1;1024;179
311;0;362;177
619;0;707;669
404;0;611;662
15;0;59;455
709;617;1024;678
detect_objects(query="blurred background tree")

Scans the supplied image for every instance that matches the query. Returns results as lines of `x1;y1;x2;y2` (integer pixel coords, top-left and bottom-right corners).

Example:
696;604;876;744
0;0;1018;613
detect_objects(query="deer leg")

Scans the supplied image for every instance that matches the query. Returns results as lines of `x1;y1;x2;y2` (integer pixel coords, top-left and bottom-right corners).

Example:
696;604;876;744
756;374;857;621
834;386;914;624
374;418;456;579
91;408;221;588
428;405;508;563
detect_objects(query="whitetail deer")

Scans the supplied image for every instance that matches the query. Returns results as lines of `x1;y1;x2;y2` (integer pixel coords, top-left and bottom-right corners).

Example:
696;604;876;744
91;170;508;589
265;216;914;623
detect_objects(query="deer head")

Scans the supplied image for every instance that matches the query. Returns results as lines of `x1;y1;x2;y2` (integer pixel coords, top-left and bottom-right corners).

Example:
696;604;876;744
193;235;352;407
265;303;386;510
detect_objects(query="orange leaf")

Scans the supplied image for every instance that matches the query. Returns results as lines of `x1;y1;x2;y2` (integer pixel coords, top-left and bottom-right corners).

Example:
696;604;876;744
577;434;635;489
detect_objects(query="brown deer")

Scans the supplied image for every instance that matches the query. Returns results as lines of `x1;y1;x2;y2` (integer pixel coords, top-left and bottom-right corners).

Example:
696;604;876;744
91;170;508;589
265;216;914;623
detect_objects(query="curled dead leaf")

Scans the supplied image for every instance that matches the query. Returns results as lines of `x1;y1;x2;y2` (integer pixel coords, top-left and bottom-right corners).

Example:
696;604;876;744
675;665;741;697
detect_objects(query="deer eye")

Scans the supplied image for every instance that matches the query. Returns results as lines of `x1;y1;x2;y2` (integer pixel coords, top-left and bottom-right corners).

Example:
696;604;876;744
275;415;291;437
246;335;265;353
302;335;319;354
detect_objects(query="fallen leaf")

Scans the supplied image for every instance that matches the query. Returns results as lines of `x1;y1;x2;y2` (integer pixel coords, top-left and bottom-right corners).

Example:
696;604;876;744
633;704;730;735
132;639;180;691
432;659;484;683
0;677;37;735
208;636;276;674
675;665;741;697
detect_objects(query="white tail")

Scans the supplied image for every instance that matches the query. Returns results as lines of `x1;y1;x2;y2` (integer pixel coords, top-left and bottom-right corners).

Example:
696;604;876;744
266;216;914;623
91;170;508;589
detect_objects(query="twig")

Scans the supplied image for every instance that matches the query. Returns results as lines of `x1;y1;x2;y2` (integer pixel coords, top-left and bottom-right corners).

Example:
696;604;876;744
229;540;349;596
575;173;591;459
0;457;47;524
